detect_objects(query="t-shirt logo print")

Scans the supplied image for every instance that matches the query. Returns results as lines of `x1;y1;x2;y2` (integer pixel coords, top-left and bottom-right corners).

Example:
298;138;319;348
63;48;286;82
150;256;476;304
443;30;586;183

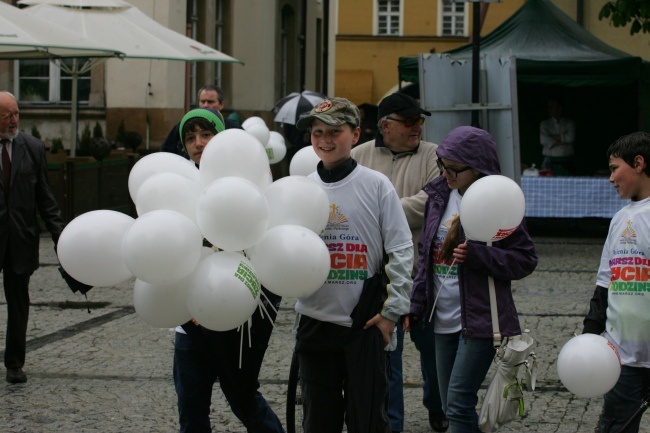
328;203;348;225
620;220;637;244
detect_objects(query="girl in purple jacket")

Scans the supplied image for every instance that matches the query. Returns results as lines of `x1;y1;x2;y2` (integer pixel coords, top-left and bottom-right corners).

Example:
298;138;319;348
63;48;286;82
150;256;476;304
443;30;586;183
404;126;537;432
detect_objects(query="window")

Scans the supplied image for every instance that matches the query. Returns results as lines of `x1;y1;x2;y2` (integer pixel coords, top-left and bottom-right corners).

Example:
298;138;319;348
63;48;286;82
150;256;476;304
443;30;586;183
14;59;91;104
377;0;401;35
440;0;466;36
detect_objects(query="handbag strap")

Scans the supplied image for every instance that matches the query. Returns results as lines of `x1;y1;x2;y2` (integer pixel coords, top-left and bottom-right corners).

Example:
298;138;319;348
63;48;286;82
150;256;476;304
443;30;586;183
487;241;503;355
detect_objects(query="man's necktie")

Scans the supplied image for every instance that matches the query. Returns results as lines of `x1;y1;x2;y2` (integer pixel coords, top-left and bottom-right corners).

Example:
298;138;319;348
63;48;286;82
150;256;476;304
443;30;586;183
2;139;10;197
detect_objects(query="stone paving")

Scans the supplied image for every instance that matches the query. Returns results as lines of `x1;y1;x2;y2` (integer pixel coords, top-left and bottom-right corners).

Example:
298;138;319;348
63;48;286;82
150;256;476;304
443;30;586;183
0;232;648;433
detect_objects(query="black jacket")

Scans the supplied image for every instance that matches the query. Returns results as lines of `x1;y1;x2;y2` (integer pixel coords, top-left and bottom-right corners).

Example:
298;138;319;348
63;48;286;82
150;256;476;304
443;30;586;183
0;132;64;275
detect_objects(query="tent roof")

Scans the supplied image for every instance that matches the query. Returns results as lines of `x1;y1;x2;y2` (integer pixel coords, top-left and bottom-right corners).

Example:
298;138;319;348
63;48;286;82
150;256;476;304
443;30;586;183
446;0;632;61
399;0;642;85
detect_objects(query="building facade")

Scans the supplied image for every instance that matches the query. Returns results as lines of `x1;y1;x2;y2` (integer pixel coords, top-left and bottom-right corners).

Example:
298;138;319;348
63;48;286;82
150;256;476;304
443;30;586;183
0;0;646;153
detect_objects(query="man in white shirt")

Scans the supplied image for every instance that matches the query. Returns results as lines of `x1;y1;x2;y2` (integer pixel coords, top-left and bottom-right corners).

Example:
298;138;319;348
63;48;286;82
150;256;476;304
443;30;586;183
540;97;576;175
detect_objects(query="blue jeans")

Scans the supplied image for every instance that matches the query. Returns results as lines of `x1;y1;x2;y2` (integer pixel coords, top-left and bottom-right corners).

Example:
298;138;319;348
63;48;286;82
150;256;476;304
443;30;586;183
435;332;495;433
388;324;405;431
598;365;650;433
409;320;445;417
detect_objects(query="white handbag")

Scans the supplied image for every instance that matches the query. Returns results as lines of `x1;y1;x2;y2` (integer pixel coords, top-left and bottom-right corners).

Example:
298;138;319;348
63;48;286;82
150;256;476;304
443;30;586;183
478;276;537;433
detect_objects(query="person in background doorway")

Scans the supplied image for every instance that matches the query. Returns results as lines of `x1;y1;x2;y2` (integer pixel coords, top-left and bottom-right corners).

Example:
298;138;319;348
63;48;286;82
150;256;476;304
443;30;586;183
540;96;575;175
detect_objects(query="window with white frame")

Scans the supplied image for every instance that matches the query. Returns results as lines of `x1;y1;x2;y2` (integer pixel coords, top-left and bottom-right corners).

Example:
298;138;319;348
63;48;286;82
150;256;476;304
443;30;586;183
377;0;401;35
440;0;466;36
14;59;91;104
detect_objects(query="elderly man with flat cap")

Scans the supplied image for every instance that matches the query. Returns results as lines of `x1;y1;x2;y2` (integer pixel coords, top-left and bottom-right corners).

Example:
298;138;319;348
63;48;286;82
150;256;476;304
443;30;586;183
352;92;448;433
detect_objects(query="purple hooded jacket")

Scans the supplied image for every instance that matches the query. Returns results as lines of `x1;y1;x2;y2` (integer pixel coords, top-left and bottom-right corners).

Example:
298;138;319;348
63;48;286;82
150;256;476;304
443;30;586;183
410;126;537;339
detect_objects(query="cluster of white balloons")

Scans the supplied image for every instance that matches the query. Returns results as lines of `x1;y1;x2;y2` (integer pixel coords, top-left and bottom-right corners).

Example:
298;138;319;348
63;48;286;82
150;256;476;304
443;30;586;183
57;127;331;332
242;116;287;165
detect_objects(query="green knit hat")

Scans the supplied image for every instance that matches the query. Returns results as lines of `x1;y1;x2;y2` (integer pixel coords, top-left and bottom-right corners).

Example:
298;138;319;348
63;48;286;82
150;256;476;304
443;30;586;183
179;108;226;144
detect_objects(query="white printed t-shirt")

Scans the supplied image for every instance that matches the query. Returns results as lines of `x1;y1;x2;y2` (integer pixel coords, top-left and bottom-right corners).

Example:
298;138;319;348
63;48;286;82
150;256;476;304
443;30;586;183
432;190;462;334
296;165;413;327
596;197;650;367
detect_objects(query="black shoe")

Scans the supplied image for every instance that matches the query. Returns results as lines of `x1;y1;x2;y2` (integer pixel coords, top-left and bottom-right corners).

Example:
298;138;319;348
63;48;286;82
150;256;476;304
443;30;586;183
6;368;27;384
429;412;449;432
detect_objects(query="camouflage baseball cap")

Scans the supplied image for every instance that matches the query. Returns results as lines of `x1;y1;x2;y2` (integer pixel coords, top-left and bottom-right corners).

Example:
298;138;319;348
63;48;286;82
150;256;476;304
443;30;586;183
296;97;361;130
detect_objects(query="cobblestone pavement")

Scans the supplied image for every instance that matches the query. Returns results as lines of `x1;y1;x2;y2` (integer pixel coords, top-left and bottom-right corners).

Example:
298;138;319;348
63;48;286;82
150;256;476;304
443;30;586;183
0;231;648;433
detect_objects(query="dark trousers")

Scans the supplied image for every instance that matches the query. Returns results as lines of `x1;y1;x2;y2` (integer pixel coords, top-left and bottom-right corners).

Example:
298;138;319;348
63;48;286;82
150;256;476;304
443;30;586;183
3;255;31;370
173;289;285;433
297;316;390;433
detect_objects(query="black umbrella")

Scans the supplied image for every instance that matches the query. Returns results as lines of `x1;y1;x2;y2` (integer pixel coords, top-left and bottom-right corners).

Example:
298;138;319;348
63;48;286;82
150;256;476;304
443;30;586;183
272;90;327;125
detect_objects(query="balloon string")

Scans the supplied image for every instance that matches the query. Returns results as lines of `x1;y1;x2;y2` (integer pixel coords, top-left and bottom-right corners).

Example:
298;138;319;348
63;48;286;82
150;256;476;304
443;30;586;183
428;257;457;323
237;290;278;369
260;289;279;316
247;317;252;348
238;323;244;369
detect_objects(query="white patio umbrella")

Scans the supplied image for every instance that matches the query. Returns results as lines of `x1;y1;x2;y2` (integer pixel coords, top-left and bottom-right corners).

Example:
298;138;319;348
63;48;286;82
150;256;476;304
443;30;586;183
19;0;242;155
0;0;122;60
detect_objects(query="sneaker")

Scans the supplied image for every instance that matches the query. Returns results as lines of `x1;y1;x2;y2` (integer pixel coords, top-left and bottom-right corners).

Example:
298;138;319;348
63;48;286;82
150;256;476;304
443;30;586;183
428;411;449;432
6;368;27;384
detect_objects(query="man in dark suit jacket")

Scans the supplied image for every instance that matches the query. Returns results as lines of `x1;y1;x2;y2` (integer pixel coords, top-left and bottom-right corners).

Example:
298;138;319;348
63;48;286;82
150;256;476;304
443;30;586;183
0;91;65;384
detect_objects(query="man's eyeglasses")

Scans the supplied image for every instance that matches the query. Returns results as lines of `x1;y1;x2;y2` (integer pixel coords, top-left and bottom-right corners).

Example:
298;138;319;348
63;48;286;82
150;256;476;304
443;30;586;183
436;159;472;180
0;111;19;121
386;116;424;127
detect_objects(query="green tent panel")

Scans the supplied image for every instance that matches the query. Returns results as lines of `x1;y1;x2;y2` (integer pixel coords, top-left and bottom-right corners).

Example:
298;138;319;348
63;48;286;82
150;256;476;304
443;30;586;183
399;0;646;88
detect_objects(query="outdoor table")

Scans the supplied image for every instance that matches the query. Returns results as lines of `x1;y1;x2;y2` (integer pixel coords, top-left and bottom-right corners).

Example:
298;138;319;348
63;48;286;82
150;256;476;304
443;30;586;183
521;176;627;219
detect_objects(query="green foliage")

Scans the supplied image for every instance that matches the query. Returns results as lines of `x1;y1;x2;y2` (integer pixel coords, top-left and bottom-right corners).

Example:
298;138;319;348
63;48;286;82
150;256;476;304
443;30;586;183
124;131;142;153
51;138;64;154
599;0;650;35
78;123;92;156
30;125;41;140
116;120;127;145
93;121;104;139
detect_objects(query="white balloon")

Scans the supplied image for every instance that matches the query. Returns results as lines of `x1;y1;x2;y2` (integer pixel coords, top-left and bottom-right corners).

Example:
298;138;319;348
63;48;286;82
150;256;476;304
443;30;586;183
57;210;135;287
289;145;320;176
459;175;526;242
196;177;270;251
268;131;285;146
265;176;329;234
128;152;199;202
133;278;192;328
198;129;271;189
250;224;330;298
245;123;271;147
265;137;287;164
122;210;203;285
135;172;202;223
133;247;213;328
557;334;621;398
241;116;266;130
186;251;261;331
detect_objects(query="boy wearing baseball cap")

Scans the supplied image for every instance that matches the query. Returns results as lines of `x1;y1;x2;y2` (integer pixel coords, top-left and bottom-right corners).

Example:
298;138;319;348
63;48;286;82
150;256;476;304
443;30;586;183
294;97;414;433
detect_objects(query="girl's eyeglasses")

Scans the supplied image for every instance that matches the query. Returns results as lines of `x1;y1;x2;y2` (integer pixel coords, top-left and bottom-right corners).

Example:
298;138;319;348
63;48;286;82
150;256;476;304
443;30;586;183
386;116;424;127
436;159;472;180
